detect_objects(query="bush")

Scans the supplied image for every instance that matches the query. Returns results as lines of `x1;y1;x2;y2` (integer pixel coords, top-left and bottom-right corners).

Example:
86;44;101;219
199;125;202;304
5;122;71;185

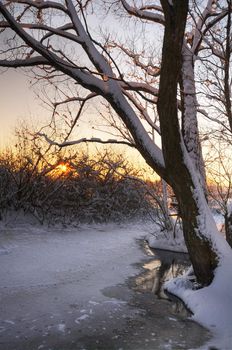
0;132;158;224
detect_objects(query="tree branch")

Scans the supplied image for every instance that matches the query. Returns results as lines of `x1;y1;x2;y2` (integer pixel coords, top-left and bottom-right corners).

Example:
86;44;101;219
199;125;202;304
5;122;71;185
0;56;49;67
0;2;107;93
37;133;136;148
8;0;68;13
121;0;165;25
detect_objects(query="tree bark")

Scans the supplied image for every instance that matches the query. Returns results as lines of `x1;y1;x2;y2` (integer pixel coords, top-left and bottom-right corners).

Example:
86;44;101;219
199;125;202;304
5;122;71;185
224;1;232;132
158;0;218;286
180;43;207;195
225;210;232;248
161;179;174;232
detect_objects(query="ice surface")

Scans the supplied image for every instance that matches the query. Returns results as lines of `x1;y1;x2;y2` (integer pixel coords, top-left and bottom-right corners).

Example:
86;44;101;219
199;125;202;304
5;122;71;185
0;220;209;349
0;222;149;291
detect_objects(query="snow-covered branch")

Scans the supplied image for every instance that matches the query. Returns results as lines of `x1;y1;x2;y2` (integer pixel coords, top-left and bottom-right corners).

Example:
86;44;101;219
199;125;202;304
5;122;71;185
37;133;136;148
191;0;215;53
53;92;97;108
123;90;160;134
65;0;113;76
191;2;229;54
121;82;159;99
139;5;163;13
8;0;68;13
0;1;167;178
0;56;49;67
120;0;165;25
0;21;85;46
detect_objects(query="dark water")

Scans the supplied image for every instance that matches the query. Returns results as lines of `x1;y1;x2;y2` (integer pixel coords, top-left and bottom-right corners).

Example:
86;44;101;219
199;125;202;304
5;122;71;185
134;241;191;299
99;241;210;350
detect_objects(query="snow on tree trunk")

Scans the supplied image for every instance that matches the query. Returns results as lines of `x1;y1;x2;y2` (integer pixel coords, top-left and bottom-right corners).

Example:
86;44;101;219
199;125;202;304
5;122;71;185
158;0;232;286
224;4;232;132
181;43;207;194
225;200;232;248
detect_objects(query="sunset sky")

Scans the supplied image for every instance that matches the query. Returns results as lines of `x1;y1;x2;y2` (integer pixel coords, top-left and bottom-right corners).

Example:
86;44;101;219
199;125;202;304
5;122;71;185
0;67;228;184
0;69;44;148
0;68;156;180
0;69;98;146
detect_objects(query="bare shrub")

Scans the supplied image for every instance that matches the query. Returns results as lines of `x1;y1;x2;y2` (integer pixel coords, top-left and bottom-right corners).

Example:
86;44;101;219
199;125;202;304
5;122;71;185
0;130;162;225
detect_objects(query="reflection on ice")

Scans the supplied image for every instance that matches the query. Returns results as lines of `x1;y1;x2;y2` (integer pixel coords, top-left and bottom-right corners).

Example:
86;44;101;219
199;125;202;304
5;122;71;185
134;242;190;301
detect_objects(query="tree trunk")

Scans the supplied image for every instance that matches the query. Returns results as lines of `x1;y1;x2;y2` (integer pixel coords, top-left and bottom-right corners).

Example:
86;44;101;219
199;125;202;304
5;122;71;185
161;179;174;232
174;182;217;286
180;43;207;195
225;210;232;248
224;2;232;132
158;0;218;286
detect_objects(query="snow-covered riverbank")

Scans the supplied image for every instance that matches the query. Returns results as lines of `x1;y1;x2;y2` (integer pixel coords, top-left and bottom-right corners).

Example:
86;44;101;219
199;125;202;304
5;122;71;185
146;212;232;350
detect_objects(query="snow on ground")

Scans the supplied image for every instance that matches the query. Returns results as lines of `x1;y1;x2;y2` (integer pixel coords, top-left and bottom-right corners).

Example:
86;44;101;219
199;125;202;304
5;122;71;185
146;227;188;253
146;212;225;254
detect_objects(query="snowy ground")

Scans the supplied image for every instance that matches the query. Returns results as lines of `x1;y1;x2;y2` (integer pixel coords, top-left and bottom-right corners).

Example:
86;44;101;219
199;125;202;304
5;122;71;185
146;212;225;254
0;220;210;350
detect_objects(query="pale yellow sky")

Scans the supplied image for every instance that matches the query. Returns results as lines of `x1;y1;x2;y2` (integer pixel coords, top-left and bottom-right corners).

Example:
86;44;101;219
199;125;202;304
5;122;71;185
0;69;96;146
0;69;46;148
0;69;158;180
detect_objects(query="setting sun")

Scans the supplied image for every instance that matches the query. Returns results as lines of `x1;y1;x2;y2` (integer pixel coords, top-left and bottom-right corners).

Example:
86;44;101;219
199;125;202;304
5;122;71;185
49;162;72;177
56;163;69;173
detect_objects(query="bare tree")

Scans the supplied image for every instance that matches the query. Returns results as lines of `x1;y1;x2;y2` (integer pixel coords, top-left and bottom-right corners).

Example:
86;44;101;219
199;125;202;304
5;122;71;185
197;1;232;140
195;1;232;246
0;0;232;286
205;138;232;246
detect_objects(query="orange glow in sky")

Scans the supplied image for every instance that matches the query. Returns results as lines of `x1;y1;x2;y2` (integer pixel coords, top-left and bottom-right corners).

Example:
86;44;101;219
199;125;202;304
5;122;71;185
50;162;73;177
56;163;69;173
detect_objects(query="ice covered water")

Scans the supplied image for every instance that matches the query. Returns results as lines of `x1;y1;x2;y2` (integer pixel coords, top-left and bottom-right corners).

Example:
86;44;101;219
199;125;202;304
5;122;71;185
0;222;210;349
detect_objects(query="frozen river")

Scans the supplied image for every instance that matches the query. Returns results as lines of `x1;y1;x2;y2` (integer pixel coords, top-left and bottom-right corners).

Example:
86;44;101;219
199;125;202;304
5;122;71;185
0;222;210;350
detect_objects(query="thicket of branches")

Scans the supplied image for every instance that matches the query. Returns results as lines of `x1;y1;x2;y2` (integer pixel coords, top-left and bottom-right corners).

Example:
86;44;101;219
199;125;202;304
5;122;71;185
0;129;164;225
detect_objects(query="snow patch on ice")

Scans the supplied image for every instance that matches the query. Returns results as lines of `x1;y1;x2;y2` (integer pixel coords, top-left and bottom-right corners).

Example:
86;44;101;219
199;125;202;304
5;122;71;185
57;323;66;333
0;247;10;255
75;314;89;324
89;300;99;306
4;320;15;325
103;299;127;305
